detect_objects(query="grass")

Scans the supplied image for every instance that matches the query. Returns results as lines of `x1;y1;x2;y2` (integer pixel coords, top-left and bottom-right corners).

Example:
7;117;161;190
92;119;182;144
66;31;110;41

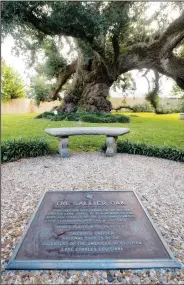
2;113;184;153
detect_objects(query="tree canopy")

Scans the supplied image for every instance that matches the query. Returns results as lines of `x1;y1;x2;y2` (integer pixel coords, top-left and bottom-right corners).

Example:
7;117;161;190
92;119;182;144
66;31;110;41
1;1;184;112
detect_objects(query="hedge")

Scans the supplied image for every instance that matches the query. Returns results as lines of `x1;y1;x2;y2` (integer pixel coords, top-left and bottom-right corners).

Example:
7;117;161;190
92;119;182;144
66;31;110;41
2;138;183;163
1;138;51;163
35;111;130;123
102;140;184;162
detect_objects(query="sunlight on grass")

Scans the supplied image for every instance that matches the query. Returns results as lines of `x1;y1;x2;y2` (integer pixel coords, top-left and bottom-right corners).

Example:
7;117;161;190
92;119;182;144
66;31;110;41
2;113;184;152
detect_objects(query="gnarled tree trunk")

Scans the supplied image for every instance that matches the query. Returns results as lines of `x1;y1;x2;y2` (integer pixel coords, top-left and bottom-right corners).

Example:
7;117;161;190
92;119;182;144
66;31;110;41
57;55;114;113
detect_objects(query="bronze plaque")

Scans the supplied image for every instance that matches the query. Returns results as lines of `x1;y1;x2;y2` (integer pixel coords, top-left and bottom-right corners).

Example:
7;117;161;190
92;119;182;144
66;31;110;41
7;191;180;269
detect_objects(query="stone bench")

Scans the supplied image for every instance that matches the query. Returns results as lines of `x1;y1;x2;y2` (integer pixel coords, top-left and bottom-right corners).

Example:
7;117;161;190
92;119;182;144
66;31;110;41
179;113;184;120
45;127;130;157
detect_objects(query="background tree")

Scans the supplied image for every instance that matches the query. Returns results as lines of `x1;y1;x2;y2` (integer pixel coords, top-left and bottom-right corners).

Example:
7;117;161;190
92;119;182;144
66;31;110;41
143;70;160;113
171;44;184;99
30;76;54;106
2;1;184;112
1;59;26;102
171;84;184;99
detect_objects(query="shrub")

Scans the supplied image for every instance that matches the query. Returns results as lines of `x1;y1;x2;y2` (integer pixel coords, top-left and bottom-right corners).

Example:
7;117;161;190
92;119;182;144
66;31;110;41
81;113;130;123
36;111;130;123
156;105;181;114
179;101;184;113
1;60;26;102
35;112;55;119
31;77;53;107
102;140;184;162
113;114;130;123
1;138;51;163
131;102;153;112
49;113;81;121
62;113;81;121
156;107;171;114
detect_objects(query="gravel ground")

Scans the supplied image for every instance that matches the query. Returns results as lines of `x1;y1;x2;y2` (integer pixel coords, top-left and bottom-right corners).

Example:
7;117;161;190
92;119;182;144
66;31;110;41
1;152;184;284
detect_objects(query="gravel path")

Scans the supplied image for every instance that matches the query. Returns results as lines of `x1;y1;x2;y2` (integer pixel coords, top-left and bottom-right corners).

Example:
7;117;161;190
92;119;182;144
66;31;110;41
1;153;184;284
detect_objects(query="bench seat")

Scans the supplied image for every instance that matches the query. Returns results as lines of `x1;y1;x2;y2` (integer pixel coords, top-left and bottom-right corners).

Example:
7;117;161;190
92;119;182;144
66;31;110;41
45;127;130;157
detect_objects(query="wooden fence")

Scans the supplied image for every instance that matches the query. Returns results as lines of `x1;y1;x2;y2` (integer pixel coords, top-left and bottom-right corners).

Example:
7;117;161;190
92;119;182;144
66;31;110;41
1;97;182;114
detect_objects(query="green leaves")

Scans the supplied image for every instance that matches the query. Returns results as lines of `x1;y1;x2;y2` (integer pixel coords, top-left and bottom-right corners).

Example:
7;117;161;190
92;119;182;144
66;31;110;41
36;111;130;123
80;113;130;123
31;76;53;106
102;140;184;162
1;1;131;59
131;102;154;113
40;38;67;78
1;60;26;102
1;138;51;163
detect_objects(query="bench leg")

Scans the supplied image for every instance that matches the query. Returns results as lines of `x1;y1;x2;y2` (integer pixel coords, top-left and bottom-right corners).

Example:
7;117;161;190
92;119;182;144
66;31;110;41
58;137;69;158
105;136;117;157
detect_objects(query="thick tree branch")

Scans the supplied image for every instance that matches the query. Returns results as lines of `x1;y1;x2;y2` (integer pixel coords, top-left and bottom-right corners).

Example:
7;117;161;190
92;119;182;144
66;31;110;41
25;13;59;36
117;12;184;89
142;70;151;91
51;60;77;100
112;35;120;63
145;69;160;111
158;11;184;55
153;70;159;93
26;12;93;43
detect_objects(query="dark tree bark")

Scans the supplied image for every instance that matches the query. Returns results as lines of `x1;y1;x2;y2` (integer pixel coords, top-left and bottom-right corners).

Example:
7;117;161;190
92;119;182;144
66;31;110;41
51;60;77;100
145;70;160;112
117;11;184;82
56;55;114;113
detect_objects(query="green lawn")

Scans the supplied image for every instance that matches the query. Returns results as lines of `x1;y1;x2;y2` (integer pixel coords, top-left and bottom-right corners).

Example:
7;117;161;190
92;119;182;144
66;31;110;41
2;113;184;152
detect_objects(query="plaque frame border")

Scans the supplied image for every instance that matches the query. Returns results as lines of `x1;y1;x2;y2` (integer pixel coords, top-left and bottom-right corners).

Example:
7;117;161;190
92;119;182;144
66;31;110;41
6;190;181;270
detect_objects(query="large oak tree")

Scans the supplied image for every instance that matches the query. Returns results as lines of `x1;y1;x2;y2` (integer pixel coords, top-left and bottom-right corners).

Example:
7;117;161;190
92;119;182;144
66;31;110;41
2;1;184;112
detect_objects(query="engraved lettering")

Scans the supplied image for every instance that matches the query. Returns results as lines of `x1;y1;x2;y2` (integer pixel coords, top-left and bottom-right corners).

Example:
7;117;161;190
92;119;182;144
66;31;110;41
111;201;125;205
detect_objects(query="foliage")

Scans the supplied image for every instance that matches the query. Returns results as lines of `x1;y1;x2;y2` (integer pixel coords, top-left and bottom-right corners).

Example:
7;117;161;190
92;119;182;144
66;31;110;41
34;111;55;119
31;76;53;106
1;138;51;163
145;90;160;112
35;38;67;79
155;104;182;114
171;83;184;99
35;111;130;123
2;2;181;63
2;2;183;109
1;60;26;102
112;72;136;97
131;102;153;112
1;2;131;55
50;112;81;122
80;113;130;123
102;140;184;162
1;2;132;79
171;45;184;98
180;101;184;113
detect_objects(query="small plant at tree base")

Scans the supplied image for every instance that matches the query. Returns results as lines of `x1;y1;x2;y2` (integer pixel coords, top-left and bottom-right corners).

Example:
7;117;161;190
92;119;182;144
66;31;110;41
80;113;130;123
35;112;130;123
34;112;55;119
1;138;51;163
